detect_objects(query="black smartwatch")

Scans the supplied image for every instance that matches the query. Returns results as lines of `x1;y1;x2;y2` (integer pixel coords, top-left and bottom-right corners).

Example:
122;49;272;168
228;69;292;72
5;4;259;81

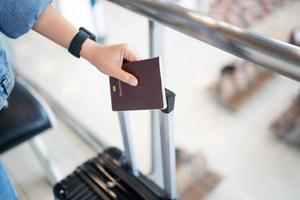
68;27;96;58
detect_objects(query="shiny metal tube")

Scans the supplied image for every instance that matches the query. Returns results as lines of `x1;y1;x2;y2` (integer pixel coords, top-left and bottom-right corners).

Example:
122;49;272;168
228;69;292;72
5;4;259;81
107;0;300;81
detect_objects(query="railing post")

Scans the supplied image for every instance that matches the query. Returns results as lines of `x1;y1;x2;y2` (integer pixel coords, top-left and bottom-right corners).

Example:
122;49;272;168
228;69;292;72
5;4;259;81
148;20;165;188
90;0;107;43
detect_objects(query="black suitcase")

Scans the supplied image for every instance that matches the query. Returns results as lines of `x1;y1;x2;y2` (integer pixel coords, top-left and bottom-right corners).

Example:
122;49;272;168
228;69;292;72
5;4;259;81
54;147;169;200
54;89;177;200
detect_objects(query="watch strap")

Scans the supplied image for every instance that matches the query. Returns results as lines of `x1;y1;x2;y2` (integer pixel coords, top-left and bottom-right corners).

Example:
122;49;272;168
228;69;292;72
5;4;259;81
68;27;96;58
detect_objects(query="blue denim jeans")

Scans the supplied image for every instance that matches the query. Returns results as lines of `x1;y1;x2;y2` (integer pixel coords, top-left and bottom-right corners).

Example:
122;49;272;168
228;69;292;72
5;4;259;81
0;48;15;110
0;38;18;200
0;161;18;200
0;1;52;199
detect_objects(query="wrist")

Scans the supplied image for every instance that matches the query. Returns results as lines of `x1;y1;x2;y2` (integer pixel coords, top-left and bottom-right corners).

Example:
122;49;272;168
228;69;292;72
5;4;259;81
80;38;98;61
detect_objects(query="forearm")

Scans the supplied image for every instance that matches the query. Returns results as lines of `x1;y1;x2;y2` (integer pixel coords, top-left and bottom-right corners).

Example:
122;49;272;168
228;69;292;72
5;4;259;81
32;4;139;86
33;5;78;49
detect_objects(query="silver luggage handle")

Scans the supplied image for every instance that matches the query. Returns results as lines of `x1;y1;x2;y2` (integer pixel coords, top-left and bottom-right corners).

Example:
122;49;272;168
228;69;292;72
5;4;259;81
117;88;178;199
159;89;177;199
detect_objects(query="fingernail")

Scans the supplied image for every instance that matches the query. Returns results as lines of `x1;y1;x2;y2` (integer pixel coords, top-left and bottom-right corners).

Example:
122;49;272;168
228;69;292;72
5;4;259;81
129;78;138;86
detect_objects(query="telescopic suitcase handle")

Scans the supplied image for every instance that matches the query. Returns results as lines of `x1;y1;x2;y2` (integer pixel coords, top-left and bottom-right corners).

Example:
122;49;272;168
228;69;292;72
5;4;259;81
159;89;177;199
117;88;177;199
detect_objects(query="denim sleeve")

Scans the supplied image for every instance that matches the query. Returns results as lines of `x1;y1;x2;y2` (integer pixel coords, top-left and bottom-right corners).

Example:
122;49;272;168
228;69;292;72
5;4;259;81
0;0;52;39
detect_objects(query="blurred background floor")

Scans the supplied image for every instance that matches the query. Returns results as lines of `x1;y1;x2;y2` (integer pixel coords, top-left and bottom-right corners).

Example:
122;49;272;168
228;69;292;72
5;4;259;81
1;0;300;200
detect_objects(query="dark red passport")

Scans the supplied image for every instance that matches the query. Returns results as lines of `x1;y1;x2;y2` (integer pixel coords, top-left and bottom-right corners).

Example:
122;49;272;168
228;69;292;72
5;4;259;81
109;57;166;111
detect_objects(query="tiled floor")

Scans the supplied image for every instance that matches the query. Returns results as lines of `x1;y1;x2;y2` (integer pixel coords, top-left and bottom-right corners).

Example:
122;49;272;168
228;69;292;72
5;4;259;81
2;1;300;200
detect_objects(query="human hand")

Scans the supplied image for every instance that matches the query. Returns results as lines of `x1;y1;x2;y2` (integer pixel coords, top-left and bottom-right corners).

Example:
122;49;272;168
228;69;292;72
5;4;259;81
32;5;140;86
81;39;140;86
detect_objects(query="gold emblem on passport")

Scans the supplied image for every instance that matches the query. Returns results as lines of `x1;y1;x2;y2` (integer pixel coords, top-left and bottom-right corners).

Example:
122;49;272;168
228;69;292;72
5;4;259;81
112;85;116;92
118;80;123;96
112;83;123;97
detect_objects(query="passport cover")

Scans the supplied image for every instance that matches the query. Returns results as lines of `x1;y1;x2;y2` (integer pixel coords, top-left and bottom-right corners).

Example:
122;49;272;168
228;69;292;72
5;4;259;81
109;57;165;111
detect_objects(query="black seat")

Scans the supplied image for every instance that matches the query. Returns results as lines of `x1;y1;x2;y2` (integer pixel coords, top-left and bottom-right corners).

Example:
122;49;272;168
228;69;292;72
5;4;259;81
0;80;52;153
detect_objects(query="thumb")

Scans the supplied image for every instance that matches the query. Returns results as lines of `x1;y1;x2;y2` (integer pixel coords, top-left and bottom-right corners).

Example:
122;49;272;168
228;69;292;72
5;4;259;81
112;67;138;86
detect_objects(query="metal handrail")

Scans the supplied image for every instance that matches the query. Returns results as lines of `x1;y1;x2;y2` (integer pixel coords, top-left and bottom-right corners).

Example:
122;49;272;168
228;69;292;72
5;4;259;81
107;0;300;81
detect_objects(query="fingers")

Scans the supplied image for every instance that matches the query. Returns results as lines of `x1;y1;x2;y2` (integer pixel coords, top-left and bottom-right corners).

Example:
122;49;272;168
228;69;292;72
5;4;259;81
93;43;140;86
112;67;138;86
122;44;141;62
112;44;140;86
